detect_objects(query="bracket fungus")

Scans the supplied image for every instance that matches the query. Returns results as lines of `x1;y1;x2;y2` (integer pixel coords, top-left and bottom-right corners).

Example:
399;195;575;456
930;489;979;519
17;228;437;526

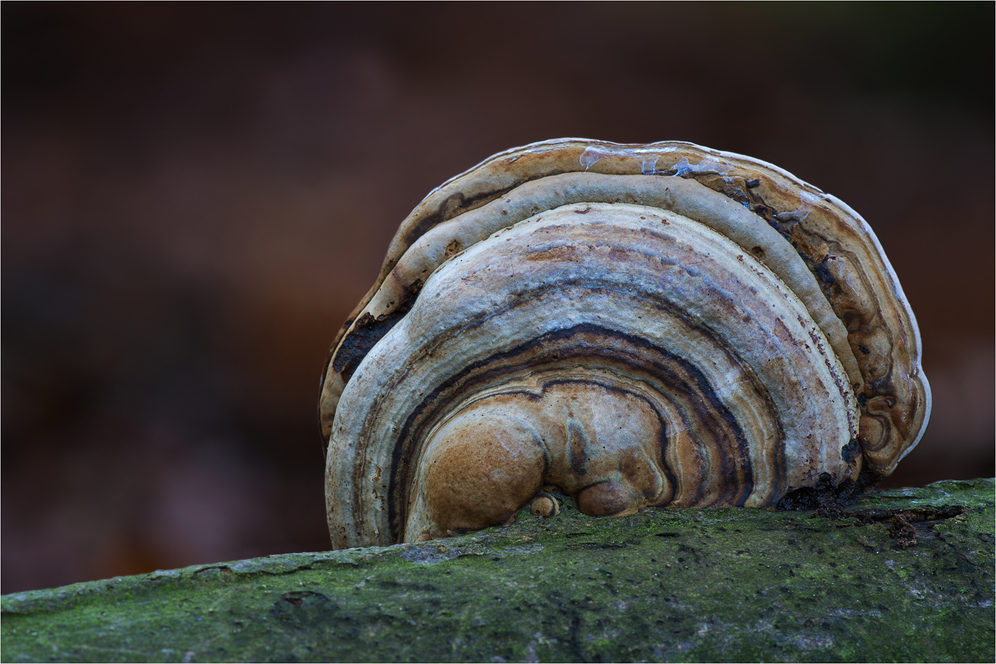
319;139;930;549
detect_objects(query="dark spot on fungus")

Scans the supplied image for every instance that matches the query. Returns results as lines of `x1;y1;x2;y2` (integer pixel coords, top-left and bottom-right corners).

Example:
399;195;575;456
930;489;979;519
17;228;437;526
841;438;861;465
332;279;425;384
813;263;836;285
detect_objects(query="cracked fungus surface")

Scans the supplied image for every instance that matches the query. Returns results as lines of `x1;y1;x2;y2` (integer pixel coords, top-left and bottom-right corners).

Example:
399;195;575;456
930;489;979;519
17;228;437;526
2;478;993;663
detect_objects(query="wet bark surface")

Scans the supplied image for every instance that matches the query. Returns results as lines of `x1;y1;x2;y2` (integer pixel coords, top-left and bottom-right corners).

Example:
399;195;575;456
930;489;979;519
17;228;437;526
2;478;993;663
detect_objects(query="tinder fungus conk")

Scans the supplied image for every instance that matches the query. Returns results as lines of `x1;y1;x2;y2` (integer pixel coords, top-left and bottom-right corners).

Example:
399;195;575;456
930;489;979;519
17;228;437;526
320;139;930;549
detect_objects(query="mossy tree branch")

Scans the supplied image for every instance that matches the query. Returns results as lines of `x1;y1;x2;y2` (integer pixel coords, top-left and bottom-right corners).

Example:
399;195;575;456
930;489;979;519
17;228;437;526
3;478;993;662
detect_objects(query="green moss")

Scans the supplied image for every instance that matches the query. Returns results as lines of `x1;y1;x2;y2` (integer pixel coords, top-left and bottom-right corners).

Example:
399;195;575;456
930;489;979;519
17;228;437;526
3;478;994;662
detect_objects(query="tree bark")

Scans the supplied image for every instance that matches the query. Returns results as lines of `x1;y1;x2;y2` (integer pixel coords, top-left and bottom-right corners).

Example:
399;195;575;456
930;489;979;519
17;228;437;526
2;478;993;663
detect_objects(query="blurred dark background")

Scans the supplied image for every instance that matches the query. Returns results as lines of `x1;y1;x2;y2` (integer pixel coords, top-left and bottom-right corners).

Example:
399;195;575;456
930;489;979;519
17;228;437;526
3;3;993;593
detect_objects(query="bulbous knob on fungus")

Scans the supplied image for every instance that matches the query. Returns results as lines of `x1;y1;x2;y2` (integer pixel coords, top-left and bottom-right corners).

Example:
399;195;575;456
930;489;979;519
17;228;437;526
319;138;931;549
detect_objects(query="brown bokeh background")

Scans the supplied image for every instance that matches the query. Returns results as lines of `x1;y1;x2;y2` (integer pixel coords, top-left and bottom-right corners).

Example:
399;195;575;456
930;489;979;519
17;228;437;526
3;3;993;593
